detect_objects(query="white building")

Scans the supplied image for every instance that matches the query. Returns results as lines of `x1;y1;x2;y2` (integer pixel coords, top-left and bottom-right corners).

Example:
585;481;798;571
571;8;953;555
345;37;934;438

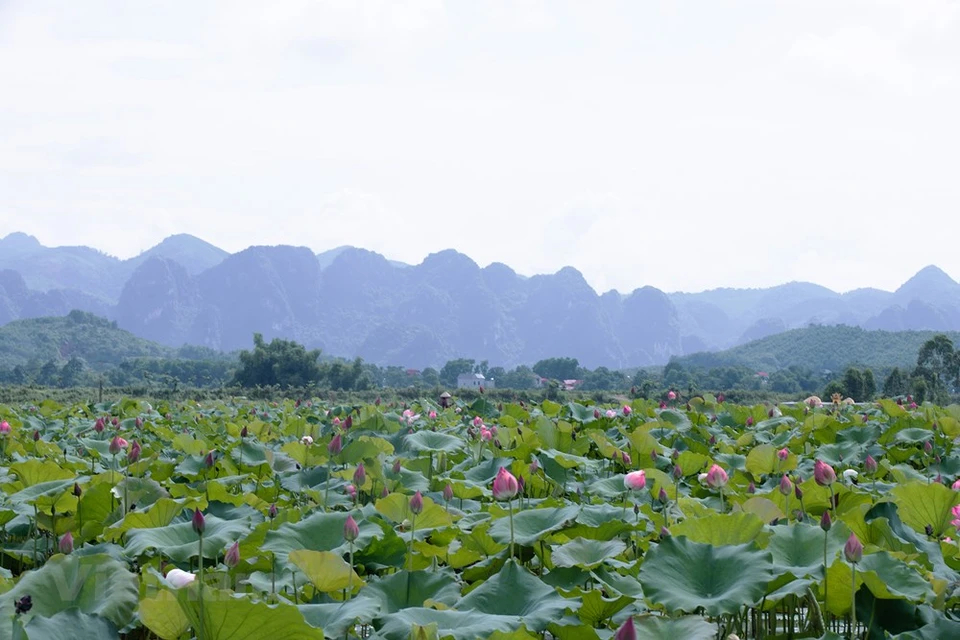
457;372;495;389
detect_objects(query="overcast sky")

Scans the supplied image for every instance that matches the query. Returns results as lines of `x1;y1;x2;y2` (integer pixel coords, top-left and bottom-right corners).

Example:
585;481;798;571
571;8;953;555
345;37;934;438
1;1;958;294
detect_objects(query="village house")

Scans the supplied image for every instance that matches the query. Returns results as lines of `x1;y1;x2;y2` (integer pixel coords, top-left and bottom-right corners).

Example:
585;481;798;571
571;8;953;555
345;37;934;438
457;372;495;389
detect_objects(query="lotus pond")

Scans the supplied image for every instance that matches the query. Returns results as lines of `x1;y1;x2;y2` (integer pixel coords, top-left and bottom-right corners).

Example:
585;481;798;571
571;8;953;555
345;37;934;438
0;395;959;639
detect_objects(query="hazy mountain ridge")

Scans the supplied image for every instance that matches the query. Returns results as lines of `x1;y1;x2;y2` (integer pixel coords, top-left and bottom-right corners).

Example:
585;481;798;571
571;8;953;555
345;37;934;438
1;232;959;368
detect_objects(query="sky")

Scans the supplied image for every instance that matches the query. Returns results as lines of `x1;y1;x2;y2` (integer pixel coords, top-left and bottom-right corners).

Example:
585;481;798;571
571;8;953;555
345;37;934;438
1;0;959;295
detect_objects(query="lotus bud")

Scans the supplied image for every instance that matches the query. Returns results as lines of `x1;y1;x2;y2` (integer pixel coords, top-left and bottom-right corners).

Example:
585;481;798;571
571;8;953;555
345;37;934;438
204;451;216;468
658;487;669;504
624;470;647;491
344;415;353;430
112;417;119;426
924;440;933;455
844;532;863;564
1;421;13;435
594;409;601;420
518;475;525;493
820;511;831;532
613;616;637;640
128;441;141;463
779;475;793;496
166;568;196;589
705;464;728;488
492;467;520;501
353;463;366;487
777;448;789;461
300;435;314;446
620;451;632;466
135;417;143;428
671;449;679;460
813;460;836;486
393;459;402;474
659;526;670;538
108;436;126;455
59;531;74;554
429;410;437;419
192;509;205;535
225;541;240;567
794;484;803;500
410;491;424;515
935;474;943;484
606;409;617;418
953;478;960;491
746;417;754;427
529;459;539;474
268;503;278;520
747;481;756;494
667;390;676;401
73;482;82;497
333;417;341;427
240;426;248;438
343;515;360;542
717;393;725;403
659;401;666;409
443;483;454;502
32;430;40;442
623;405;632;416
328;433;343;456
709;435;716;446
375;396;381;406
346;484;357;500
633;504;640;515
650;449;658;462
673;465;682;480
380;486;389;498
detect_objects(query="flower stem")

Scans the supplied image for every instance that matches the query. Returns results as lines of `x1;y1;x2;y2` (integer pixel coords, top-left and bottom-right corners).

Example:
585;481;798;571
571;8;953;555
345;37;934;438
198;532;205;640
823;531;829;616
347;542;354;600
850;563;857;639
508;500;515;561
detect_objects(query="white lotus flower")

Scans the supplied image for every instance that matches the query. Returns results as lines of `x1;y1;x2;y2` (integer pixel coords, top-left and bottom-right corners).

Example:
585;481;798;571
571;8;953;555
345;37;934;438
166;568;196;589
301;435;314;446
697;472;708;484
842;469;858;482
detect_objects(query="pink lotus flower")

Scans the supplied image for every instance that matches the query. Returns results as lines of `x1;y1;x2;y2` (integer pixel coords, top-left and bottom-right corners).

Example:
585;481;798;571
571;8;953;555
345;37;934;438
59;531;73;555
777;448;789;461
428;411;437;419
0;421;10;435
410;491;424;514
814;460;836;486
343;515;359;542
623;470;647;491
108;436;128;455
667;390;676;401
402;409;421;424
622;405;632;416
844;532;863;563
606;409;616;419
480;427;493;442
951;504;960;528
952;478;960;491
345;484;357;499
353;463;366;487
779;475;793;496
225;541;240;568
613;616;637;640
166;568;196;589
333;417;341;427
705;464;728;489
127;441;141;464
473;416;484;427
658;401;666;409
493;467;519;501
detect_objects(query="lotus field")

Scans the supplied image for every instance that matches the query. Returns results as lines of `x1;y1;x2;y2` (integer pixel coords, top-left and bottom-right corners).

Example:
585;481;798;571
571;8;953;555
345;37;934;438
1;395;959;639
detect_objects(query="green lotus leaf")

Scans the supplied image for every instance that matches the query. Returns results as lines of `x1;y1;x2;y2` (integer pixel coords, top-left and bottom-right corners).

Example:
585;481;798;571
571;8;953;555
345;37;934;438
457;560;574;631
864;502;953;580
859;551;933;601
403;430;465;454
575;589;633;627
124;511;256;562
0;553;138;632
551;538;626;569
298;596;381;637
139;588;191;640
489;505;580;546
375;492;452;530
745;444;779;477
376;607;519;640
737;497;784;523
103;498;184;541
766;521;850;578
632;615;717;640
9;459;74;486
891;481;959;537
361;569;461;613
289;549;364;593
176;586;320;640
639;538;775;616
670;512;764;546
20;609;119;640
261;507;380;565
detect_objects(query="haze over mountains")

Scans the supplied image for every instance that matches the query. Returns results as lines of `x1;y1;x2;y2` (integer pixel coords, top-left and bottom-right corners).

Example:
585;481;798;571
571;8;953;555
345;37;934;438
1;232;959;369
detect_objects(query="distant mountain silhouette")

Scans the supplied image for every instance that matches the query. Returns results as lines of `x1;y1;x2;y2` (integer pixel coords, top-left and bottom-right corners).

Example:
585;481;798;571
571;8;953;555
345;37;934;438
2;232;959;368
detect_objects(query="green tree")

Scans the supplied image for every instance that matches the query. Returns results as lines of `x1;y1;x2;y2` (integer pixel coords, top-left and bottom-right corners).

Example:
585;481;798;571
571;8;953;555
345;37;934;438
59;357;85;388
232;333;322;388
883;367;908;397
914;334;958;401
421;367;440;387
842;367;864;401
862;369;876;400
532;357;581;381
37;360;60;386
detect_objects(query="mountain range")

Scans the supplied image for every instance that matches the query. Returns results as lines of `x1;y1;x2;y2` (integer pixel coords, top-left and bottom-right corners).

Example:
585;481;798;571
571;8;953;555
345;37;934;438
2;231;959;369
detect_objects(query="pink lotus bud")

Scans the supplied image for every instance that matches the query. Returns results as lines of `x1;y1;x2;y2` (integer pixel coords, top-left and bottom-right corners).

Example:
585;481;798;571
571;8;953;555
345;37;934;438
240;426;248;438
492;467;520;501
346;484;357;499
667;391;676;401
328;433;342;455
353;463;366;487
747;481;756;494
135;417;143;428
650;449;658;462
59;531;73;555
606;409;616;418
620;451;632;466
518;475;525;493
594;409;601;419
473;416;484;427
907;395;913;403
380;486;389;498
658;401;666;409
613;616;637;640
658;487;668;503
480;427;492;441
952;478;960;491
392;459;402;474
708;435;716;446
410;491;424;514
820;511;832;532
2;421;14;435
659;526;670;538
72;483;82;497
795;484;804;500
673;465;682;480
204;451;216;468
166;568;196;589
429;411;437;419
623;470;647;491
94;418;104;433
333;417;341;427
777;448;789;461
127;441;141;464
344;416;353;430
622;405;632;416
864;455;878;474
108;436;127;455
779;475;793;496
844;532;863;563
268;503;278;519
192;509;205;535
814;460;836;486
529;459;539;474
32;430;39;442
717;393;725;403
746;417;754;427
924;440;933;455
225;541;240;567
112;417;119;426
343;515;360;542
705;464;728;489
443;483;454;502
